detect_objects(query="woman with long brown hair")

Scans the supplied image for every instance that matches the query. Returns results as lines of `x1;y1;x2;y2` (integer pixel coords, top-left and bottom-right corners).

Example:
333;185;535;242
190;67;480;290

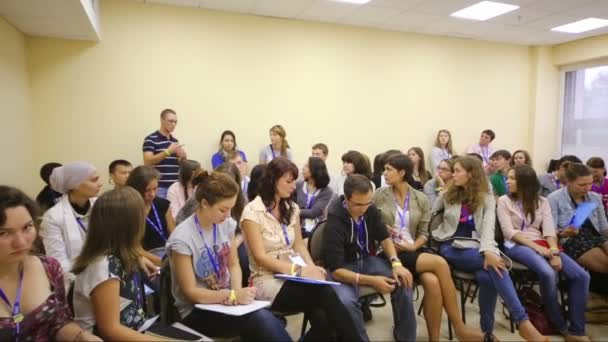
407;147;432;191
73;187;184;340
373;154;483;341
432;156;546;342
498;165;590;341
241;157;363;341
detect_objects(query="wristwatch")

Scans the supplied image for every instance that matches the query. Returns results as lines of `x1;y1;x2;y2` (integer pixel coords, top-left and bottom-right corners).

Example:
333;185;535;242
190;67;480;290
389;256;399;263
550;248;560;256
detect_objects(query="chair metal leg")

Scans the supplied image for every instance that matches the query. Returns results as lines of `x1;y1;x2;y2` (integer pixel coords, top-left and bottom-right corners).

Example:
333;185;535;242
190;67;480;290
470;284;479;304
448;318;453;341
460;280;468;324
299;313;308;339
417;297;424;316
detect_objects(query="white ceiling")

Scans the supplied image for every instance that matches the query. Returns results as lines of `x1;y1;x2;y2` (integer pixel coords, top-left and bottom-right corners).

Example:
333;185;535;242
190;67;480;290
143;0;608;45
0;0;101;41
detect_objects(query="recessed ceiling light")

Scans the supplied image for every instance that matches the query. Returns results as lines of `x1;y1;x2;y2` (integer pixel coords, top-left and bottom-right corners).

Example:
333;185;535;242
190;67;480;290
450;1;519;21
551;18;608;34
329;0;371;4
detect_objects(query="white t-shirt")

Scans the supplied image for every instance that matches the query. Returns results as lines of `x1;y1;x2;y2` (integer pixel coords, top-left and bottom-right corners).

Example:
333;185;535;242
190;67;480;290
259;145;293;163
74;255;146;332
166;215;237;318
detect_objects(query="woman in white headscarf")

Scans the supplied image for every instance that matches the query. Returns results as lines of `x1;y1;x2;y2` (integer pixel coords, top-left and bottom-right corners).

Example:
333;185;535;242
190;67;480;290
40;161;102;285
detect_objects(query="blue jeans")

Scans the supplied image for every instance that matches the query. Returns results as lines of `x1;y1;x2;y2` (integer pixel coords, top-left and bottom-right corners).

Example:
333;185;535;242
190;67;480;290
330;256;417;342
156;186;169;199
183;308;290;341
440;244;528;333
504;244;590;336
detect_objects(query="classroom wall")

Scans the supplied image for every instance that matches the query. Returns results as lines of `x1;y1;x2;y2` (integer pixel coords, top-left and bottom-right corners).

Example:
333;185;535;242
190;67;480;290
0;18;36;196
26;0;534;191
553;34;608;67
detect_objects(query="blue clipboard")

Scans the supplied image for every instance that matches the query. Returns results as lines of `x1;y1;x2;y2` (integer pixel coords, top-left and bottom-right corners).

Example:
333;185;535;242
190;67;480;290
274;274;341;286
571;201;598;228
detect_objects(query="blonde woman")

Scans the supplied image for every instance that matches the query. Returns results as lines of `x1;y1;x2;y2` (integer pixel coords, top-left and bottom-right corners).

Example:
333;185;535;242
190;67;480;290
431;129;454;171
259;125;293;164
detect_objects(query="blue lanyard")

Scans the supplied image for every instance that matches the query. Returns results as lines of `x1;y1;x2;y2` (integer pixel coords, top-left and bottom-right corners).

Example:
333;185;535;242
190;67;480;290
516;201;529;231
75;217;87;233
269;145;276;160
551;174;561;189
0;263;24;339
267;208;290;246
194;215;220;278
242;178;249;194
132;272;144;315
354;217;368;256
480;146;490;164
303;184;319;209
146;203;167;242
502;175;508;194
441;149;451;160
394;191;411;231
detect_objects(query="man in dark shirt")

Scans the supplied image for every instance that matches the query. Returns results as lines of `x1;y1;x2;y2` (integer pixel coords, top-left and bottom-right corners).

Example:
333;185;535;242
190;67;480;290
142;108;186;198
322;174;416;341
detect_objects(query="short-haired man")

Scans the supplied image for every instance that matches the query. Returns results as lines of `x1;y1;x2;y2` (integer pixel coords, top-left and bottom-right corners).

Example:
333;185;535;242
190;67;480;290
466;129;496;170
311;143;329;161
322;174;416;341
108;159;132;188
142;108;186;198
227;151;250;196
489;150;512;197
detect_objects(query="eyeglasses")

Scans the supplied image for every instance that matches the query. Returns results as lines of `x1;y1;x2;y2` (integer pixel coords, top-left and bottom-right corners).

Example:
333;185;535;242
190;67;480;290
347;200;374;208
164;119;178;124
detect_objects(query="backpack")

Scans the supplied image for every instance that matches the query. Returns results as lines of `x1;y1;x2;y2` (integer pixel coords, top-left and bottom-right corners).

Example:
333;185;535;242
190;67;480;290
518;286;557;335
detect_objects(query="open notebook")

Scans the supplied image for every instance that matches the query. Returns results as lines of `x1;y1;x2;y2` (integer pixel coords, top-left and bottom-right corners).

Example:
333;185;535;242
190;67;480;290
195;300;271;316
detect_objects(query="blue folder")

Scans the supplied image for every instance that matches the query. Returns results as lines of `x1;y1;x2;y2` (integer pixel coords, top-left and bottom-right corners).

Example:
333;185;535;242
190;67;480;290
571;201;598;228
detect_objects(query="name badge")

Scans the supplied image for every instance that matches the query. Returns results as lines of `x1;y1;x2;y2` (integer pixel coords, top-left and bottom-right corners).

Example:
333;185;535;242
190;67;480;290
503;240;516;249
304;219;316;232
289;253;307;267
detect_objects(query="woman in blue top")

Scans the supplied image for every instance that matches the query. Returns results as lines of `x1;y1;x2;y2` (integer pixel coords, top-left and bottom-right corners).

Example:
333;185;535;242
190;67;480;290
432;156;546;342
211;130;248;169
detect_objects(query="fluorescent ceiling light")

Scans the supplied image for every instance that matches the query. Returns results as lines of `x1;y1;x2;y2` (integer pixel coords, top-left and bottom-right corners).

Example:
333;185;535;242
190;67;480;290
450;1;519;21
551;18;608;34
329;0;371;4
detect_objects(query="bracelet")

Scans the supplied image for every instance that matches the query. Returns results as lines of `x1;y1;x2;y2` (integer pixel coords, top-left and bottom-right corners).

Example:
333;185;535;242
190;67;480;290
229;289;237;302
164;149;171;157
392;262;403;268
73;330;84;342
290;263;296;276
355;273;360;284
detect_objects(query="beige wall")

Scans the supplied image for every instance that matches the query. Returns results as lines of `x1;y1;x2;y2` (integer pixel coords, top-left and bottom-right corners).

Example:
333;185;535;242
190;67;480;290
26;0;534;190
553;34;608;67
0;18;36;195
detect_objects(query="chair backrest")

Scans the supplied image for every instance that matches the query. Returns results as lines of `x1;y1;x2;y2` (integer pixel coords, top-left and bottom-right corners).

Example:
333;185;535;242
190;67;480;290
308;220;327;265
67;281;75;317
494;217;505;245
427;210;444;249
159;258;180;325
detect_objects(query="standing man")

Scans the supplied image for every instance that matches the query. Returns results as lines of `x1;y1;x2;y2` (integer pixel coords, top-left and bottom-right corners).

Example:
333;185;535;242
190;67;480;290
143;108;186;198
322;174;416;341
467;129;496;172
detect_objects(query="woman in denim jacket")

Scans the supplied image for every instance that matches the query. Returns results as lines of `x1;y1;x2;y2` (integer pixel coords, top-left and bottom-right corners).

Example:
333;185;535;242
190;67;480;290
548;163;608;274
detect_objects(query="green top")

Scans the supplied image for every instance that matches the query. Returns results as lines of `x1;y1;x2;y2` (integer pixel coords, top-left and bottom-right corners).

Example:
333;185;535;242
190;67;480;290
490;171;508;197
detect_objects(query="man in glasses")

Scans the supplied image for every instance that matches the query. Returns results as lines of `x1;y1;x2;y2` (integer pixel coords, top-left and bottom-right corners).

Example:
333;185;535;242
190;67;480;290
142;108;187;198
321;174;416;342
